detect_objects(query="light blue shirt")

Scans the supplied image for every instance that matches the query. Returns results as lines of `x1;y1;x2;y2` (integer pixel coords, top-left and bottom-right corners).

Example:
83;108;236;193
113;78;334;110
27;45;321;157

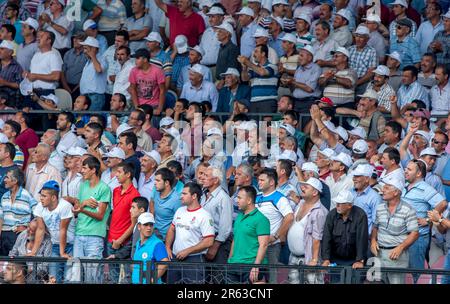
180;80;219;111
177;64;212;89
352;186;382;233
390;36;421;69
240;22;258;58
151;188;181;239
96;34;108;55
415;20;444;55
425;172;445;196
397;81;430;109
80;54;108;95
269;33;285;57
401;180;445;235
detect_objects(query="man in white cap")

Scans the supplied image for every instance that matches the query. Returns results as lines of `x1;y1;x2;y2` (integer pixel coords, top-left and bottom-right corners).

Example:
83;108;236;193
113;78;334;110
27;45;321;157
294;13;314;48
348;25;378;95
252;27;279;64
82;19;108;55
268;16;285;57
138;150;161;199
325;152;354;207
215;22;240;86
0;40;23;99
217;67;251;113
386;51;403;92
16;17;39;72
287;177;328;284
315;148;335;180
371;176;418;284
145;32;172;90
176;45;212;93
348;139;370;172
419;147;445;195
365;14;387;64
278;33;299;94
237;7;258;58
321;190;368;270
180;63;219;111
100;146;124;191
40;0;73;52
61;146;85;198
331;9;353;47
399;123;430;166
428;10;450;65
79;36;108;111
365;65;396;112
169;35;190;90
388;0;417;43
318;47;357;106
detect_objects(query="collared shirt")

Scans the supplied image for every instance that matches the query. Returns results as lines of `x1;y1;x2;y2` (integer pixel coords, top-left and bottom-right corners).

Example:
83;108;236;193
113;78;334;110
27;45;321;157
216;41;240;79
296;31;315;49
43;13;73;50
269;33;285;57
109;184;140;243
0;59;23;98
62;172;83;198
293;62;322;99
80;54;108;95
62;48;88;85
248;61;279;103
368;30;387;61
9;229;52;265
135;128;153;152
16;40;38;72
388;70;403;92
113;59;135;101
96;0;127;31
321;206;368;262
101;168;120;193
397;81;430;109
240;22;258;58
390;36;421;69
348;45;378;78
25;163;62;201
374;200;418;247
104;45;119;94
201;186;233;242
352;186;382;233
138;172;155;200
152;188;181;239
415;20;444;55
418;72;437;91
0;187;37;231
430;81;450;115
325;174;354;209
425;172;445;196
401;180;445;235
125;14;153;54
389;18;417;43
429;30;450;65
150;49;173;78
331;25;353;47
312;37;339;62
180;80;219;111
171;53;190;86
322;68;357;105
199;26;220;66
366;81;396;111
177;63;212;89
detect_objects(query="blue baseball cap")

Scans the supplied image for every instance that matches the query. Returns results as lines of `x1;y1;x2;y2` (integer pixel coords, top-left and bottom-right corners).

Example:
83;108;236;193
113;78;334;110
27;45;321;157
40;180;60;193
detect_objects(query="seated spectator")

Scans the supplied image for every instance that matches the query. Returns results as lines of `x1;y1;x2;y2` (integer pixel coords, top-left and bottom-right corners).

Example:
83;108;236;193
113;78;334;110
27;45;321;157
177;45;212;94
331;9;353;47
82;19;107;55
365;65;396;112
180;64;219;111
418;53;437;91
378;121;402;154
112;46;134;104
294;12;314;48
365;14;387;64
125;0;152;55
428;10;450;65
96;0;127;46
397;65;430;109
388;0;417;43
0;24;18;56
79;37;108;111
312;21;338;68
16;17;38;72
0;40;23;100
389;18;421;69
217;68;250;113
39;0;73;54
430;64;450;116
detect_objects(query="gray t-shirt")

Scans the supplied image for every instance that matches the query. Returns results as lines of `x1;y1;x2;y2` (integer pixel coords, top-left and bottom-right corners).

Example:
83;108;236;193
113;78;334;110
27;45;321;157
16;41;38;71
125;14;153;54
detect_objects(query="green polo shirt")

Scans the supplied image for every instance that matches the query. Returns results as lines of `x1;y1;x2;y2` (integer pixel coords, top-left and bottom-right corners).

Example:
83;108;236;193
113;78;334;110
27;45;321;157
228;208;270;264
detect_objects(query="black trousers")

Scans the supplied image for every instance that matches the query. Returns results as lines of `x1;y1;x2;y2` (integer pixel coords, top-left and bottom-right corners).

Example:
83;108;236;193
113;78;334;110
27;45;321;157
0;231;18;256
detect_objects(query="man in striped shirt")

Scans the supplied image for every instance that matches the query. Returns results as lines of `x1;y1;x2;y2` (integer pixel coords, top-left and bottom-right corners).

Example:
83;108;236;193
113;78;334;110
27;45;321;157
239;44;279;113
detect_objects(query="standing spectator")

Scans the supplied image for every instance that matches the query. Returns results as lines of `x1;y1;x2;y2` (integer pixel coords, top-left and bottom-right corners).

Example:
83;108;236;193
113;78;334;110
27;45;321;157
419;148;444;195
0;24;18;55
379;147;405;186
227;186;270;284
199;5;226;74
100;147;126;192
72;156;111;283
138;150;160;199
104;31;129;100
180;64;219;111
177;45;212;94
112;46;134;104
32;180;75;283
0;142;18;199
3;119;25;168
371;176;419;284
237;7;257;58
149;168;181;240
418;53;437;90
252;28;279;64
389;18;421;69
431;131;450;176
325;152;354;207
331;9;353;47
79;36;108;111
216;68;250;113
255;168;294;283
145;32;172;90
267;16;285;57
214;22;240;86
127;109;153;151
55;111;79;156
388;0;417;43
154;0;206;47
365;14;387;64
118;131;141;181
365;65;396;112
430;64;450;116
96;0;127;46
156;133;176;170
4;3;23;45
0;167;37;256
60;31;88;101
0;40;23;100
294;13;314;48
16;17;38;72
107;162;140;282
428;10;450;65
39;0;73;54
397;65;430;109
321;190;368;268
165;182;215;284
312;21;338;67
125;0;152;54
169;35;190;90
415;2;443;56
128;48;165;114
128;196;148;259
61;147;85;198
13;111;39;167
82;19;108;55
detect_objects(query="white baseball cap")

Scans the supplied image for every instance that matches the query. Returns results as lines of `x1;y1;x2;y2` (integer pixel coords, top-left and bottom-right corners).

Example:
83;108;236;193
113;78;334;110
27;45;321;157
389;0;408;7
352;164;374;177
365;14;381;23
443;10;450;19
358;89;378;100
145;32;162;43
138;212;155;224
207;6;225;15
80;36;99;48
42;94;59;106
0;40;14;51
235;120;257;131
162;126;181;140
175;35;188;54
143;150;161;165
248;0;262;3
354;25;370;36
83;19;97;31
414;130;431;142
215;22;234;35
64;146;87;157
336;8;352;22
333;190;354;205
236;7;255;17
116;123;134;137
352;139;369;154
104;147;126;160
0;133;8;143
253;28;270;38
206;127;223;137
300;45;314;56
280;123;296;136
220;67;240;78
271;16;284;29
199;0;214;9
317;148;336;159
373;65;390;77
278;149;297;162
189;45;205;58
272;0;288;5
189;64;206;77
335;126;349;142
420;147;439;157
20;17;39;30
382;175;405;192
387;51;402;64
159;117;175;128
331;152;353;168
300;177;323;193
332;46;350;58
348;126;367;139
302;162;319;175
280;33;297;44
294;12;311;25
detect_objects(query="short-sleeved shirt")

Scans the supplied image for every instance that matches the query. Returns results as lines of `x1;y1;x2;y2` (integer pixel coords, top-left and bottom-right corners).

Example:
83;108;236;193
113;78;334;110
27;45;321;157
29;49;63;90
151;188;181;239
293;62;322;99
125;14;153;54
322;68;357;105
43;13;73;49
76;180;112;238
80;55;108;94
16;40;38;72
165;5;205;47
97;0;127;31
248;61;279;103
132;234;168;284
171;206;215;255
62;48;88;85
33;199;76;245
0;187;37;232
129;65;165;107
389;36;421;69
348;45;378;78
228;208;270;264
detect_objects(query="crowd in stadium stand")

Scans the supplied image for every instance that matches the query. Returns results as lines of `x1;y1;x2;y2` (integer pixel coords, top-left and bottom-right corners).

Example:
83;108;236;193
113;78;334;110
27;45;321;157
0;0;449;284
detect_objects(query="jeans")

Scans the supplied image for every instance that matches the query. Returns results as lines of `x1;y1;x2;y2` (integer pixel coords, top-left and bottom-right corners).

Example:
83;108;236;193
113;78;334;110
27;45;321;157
266;243;281;284
49;243;74;283
167;255;205;284
87;93;105;111
73;235;104;283
106;242;120;283
408;233;430;282
442;251;450;284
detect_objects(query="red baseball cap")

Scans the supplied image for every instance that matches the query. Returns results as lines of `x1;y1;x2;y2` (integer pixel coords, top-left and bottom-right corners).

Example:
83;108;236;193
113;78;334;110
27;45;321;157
317;97;333;107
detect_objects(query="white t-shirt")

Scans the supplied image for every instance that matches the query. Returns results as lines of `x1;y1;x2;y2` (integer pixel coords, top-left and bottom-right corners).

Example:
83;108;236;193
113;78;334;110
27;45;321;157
44;14;74;49
29;49;63;89
171;206;215;256
33;199;76;245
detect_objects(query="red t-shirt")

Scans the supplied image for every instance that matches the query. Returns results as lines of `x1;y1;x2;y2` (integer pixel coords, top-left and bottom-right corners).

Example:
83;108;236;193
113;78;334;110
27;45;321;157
16;128;39;168
166;5;206;47
129;65;165;107
108;184;140;243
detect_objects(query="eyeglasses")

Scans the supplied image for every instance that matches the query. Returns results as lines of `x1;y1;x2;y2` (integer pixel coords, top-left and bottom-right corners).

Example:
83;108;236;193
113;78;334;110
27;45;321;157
432;139;448;145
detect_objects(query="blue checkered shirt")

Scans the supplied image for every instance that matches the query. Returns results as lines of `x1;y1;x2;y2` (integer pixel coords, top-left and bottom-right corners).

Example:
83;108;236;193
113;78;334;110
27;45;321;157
348;45;378;78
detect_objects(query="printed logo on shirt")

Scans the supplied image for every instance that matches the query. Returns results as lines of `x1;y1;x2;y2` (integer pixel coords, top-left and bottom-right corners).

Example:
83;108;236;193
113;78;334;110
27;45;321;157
142;252;148;259
191;216;196;224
